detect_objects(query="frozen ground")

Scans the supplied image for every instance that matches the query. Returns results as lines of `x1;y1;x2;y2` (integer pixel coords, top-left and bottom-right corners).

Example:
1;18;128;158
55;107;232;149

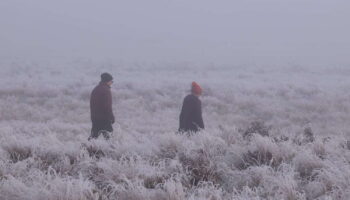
1;59;350;199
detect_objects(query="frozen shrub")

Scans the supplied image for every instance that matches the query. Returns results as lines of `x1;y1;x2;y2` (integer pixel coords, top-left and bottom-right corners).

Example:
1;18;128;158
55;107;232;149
245;166;272;189
2;62;350;199
241;150;275;169
158;145;178;160
157;135;181;160
243;121;271;140
231;186;264;200
268;164;306;200
294;153;323;181
85;145;106;159
0;172;96;200
163;177;186;200
144;175;165;189
238;135;285;170
303;127;315;143
308;160;350;200
293;127;315;145
273;135;290;143
188;182;224;200
312;141;327;159
218;125;238;146
346;140;350;150
80;142;115;159
179;149;223;186
3;143;32;163
112;191;145;200
34;151;75;175
0;163;5;181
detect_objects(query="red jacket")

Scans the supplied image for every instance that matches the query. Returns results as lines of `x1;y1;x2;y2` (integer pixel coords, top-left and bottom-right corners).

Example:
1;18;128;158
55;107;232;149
90;82;114;123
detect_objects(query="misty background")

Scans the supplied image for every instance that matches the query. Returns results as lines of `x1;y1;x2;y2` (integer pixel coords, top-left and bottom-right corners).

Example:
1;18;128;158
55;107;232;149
0;0;349;65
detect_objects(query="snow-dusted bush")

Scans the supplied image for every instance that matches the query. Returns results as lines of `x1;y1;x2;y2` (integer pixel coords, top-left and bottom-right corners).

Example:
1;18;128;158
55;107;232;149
1;60;350;199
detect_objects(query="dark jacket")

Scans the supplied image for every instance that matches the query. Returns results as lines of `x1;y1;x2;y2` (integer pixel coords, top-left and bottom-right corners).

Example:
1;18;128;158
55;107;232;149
179;94;204;133
90;82;114;123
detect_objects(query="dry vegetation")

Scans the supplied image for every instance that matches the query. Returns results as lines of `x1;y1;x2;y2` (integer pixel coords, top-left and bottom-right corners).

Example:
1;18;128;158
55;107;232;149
1;60;350;199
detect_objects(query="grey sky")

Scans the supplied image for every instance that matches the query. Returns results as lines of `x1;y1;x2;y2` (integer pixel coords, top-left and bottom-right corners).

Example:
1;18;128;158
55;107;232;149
1;0;349;64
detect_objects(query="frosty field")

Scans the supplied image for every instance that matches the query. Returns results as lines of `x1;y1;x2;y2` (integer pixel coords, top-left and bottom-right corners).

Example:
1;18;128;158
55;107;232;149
1;60;350;200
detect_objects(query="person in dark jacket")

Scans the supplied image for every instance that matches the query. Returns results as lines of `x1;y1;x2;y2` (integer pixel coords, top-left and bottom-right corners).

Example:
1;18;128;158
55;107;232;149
89;73;115;140
179;82;204;134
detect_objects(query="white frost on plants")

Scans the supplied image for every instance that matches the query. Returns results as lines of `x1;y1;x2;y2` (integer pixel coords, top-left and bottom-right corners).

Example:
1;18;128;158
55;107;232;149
1;60;350;199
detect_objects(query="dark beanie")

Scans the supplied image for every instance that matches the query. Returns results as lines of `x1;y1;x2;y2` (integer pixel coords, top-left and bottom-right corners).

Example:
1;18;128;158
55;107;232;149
101;73;113;83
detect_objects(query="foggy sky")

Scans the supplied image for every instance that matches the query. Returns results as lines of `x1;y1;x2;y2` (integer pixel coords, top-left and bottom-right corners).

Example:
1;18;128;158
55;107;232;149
1;0;349;65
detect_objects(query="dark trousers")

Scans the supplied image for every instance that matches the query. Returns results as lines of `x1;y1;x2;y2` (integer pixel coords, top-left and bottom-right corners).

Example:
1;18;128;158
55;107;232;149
89;120;113;140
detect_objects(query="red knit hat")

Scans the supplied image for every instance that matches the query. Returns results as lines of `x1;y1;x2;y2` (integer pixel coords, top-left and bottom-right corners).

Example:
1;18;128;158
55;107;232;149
191;81;202;96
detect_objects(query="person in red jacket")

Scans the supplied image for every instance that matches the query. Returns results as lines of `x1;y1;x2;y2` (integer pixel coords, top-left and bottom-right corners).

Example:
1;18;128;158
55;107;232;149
89;73;115;140
179;82;204;134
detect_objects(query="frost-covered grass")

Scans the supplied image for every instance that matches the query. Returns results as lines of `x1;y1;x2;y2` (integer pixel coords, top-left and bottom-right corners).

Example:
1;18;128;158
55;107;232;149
1;59;350;199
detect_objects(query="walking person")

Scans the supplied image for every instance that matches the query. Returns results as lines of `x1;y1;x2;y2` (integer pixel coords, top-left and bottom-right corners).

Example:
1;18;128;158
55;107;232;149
179;82;204;134
89;73;115;140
